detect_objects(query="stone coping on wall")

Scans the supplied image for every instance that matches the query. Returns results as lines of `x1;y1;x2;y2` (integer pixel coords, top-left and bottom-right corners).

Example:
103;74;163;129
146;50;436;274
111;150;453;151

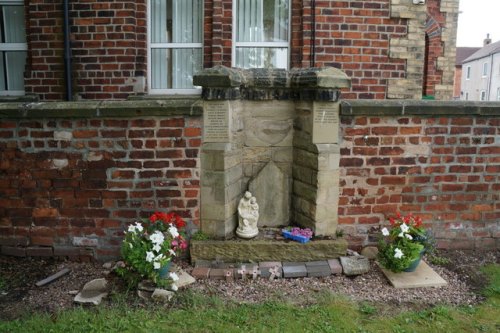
341;100;500;116
0;97;203;119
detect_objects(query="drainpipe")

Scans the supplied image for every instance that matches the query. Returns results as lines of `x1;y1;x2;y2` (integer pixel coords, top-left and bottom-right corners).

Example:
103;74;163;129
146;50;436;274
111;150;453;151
310;0;316;67
63;0;72;101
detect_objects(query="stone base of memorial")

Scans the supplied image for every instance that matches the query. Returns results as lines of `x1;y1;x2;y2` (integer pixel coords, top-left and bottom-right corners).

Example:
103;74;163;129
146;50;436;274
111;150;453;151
190;238;347;263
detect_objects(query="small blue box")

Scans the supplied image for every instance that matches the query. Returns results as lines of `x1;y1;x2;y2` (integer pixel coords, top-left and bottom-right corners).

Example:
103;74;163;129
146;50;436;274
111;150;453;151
282;230;310;244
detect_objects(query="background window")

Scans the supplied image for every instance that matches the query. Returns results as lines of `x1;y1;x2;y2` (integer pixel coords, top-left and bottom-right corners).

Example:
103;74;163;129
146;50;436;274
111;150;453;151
0;1;27;95
482;62;488;77
149;0;203;93
234;0;289;69
480;90;486;101
465;66;471;80
497;87;500;101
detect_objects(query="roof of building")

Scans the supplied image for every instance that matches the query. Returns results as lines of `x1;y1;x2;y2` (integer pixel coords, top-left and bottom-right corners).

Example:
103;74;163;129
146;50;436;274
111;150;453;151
455;47;481;65
463;40;500;63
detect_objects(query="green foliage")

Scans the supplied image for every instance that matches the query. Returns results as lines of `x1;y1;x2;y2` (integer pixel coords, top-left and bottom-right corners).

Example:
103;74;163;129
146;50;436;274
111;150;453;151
378;238;424;273
190;230;210;241
0;276;6;291
428;254;451;266
481;264;500;298
335;229;344;238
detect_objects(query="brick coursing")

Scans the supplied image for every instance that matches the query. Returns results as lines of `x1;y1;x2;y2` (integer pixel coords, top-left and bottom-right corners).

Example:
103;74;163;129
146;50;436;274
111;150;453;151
0;116;201;260
338;116;499;251
21;0;457;101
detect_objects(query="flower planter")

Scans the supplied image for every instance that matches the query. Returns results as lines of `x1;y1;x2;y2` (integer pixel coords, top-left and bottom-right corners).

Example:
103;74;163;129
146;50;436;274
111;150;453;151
159;261;172;278
403;252;424;272
282;230;311;244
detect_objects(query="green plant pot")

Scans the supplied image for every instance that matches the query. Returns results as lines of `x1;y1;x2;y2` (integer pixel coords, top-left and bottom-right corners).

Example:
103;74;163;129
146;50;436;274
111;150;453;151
403;252;423;272
159;261;172;278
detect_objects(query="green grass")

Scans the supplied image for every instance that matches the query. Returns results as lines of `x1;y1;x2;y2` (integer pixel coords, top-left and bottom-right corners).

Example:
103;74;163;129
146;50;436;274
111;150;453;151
1;265;499;333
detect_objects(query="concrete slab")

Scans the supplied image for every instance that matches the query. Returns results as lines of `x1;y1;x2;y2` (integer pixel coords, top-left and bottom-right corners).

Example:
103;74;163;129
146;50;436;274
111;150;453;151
327;259;343;274
306;264;331;277
378;261;448;289
260;266;283;278
282;264;307;278
283;261;307;267
306;260;329;267
191;267;210;279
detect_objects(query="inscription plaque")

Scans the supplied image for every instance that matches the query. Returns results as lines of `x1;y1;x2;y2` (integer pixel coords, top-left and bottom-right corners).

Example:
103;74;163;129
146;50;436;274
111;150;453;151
203;101;230;142
312;101;339;144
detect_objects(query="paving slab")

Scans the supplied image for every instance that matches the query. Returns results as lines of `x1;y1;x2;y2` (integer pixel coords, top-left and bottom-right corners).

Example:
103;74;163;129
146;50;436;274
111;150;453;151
327;259;343;274
282;264;307;278
191;267;210;279
306;263;332;277
306;260;329;267
260;266;283;278
378;260;448;289
209;268;227;280
283;261;307;267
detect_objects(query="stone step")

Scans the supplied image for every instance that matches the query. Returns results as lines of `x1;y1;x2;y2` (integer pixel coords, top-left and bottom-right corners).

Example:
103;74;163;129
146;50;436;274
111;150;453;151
190;238;347;263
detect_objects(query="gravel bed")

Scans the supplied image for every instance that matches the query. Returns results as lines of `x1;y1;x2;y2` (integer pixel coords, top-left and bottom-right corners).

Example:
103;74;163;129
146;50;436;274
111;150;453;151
0;249;497;320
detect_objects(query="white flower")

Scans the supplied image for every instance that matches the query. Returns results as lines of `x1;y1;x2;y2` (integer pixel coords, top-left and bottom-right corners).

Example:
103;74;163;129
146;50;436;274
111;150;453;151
168;225;179;238
129;243;133;249
405;234;413;240
127;224;137;233
149;230;165;245
381;228;389;236
171;284;178;291
153;262;161;270
145;251;155;262
398;232;404;238
155;253;164;261
152;243;162;252
169;249;177;257
400;223;409;233
394;248;404;259
134;222;143;232
169;272;179;281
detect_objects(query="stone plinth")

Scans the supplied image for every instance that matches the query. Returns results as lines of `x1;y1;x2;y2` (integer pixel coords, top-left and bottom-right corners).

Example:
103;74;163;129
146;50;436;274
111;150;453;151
190;238;348;263
196;66;351;239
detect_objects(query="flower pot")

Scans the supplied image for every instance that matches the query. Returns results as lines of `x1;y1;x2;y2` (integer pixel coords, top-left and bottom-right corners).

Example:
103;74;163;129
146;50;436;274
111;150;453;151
159;261;172;278
403;252;423;272
282;230;310;243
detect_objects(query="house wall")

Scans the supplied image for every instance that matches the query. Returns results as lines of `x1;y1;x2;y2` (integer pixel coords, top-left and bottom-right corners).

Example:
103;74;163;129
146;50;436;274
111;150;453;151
461;57;493;101
0;99;498;260
20;0;458;101
489;53;500;101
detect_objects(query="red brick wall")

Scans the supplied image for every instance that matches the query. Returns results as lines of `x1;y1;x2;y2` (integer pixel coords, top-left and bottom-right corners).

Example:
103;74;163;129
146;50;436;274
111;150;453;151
24;0;146;100
0;114;201;260
339;115;499;251
24;0;66;100
22;0;452;101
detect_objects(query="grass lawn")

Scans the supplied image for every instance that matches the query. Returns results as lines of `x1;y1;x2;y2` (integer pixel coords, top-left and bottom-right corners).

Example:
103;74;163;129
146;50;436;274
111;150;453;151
1;265;498;333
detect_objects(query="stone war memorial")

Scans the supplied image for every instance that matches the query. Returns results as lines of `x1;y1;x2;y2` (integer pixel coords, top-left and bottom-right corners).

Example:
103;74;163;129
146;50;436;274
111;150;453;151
190;66;351;263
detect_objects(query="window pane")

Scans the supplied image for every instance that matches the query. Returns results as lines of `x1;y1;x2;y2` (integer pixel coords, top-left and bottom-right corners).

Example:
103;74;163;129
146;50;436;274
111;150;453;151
3;6;26;43
235;47;287;69
151;0;202;43
236;0;289;42
1;51;26;90
151;48;202;89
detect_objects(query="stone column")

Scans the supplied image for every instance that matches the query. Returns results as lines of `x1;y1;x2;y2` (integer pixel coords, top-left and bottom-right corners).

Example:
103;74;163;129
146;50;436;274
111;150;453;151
194;67;245;238
194;66;350;238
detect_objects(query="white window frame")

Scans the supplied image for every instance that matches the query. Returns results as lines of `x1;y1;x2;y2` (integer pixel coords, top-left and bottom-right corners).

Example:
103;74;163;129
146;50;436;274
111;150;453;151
465;66;471;80
480;90;486;101
0;0;27;96
497;87;500;101
147;0;203;95
482;62;488;77
232;0;291;69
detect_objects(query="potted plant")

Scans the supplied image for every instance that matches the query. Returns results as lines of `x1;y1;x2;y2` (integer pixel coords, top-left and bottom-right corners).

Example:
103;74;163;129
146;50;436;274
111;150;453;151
282;227;313;243
117;211;187;289
377;213;428;273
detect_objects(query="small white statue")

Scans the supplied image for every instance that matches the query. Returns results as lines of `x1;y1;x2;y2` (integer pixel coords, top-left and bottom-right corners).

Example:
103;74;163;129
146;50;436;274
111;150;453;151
236;191;259;239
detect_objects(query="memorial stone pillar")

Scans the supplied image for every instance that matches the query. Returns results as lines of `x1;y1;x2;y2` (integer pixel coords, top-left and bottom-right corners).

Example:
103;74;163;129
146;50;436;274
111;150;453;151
194;66;350;238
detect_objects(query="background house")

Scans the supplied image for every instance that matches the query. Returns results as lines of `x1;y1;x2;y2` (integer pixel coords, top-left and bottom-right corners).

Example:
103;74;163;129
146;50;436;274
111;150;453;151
0;0;459;101
452;47;480;100
460;37;500;101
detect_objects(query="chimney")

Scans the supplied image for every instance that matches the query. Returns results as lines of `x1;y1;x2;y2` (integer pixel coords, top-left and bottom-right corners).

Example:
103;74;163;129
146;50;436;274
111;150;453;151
484;33;492;46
